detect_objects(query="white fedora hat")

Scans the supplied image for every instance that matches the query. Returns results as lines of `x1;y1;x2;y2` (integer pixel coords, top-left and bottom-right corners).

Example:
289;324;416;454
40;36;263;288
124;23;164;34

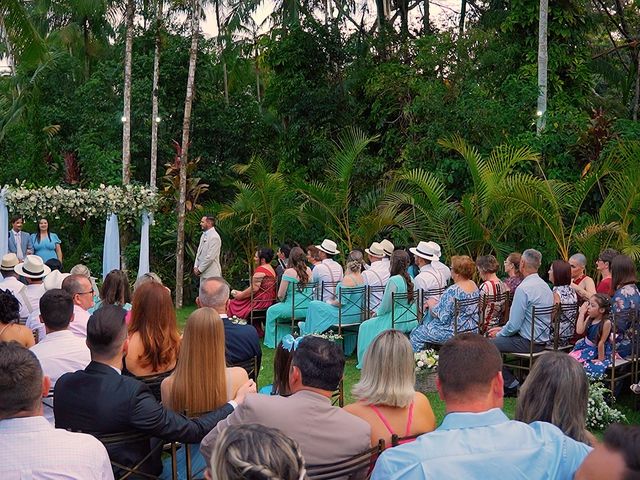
0;253;19;271
380;239;395;256
44;270;70;291
316;239;340;255
14;255;51;279
410;241;441;262
365;242;385;258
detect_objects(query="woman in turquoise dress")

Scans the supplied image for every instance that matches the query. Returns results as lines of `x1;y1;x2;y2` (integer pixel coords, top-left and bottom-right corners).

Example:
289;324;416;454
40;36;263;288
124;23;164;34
356;250;417;368
264;247;313;349
410;255;479;350
30;218;62;263
299;251;366;355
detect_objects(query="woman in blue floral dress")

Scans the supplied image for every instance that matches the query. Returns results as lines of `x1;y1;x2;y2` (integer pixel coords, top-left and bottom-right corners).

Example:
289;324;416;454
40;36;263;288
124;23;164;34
569;294;612;379
410;255;479;350
610;255;640;358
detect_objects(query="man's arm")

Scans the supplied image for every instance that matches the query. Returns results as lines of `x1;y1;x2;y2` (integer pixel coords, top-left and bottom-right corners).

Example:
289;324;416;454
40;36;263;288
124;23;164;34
497;288;527;337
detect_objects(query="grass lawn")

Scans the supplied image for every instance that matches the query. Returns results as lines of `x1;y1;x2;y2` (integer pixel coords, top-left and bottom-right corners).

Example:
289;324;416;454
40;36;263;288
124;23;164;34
177;306;639;428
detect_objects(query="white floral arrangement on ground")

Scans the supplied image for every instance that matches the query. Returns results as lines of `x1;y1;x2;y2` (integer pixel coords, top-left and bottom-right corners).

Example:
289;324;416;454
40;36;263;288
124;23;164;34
586;382;627;431
415;349;438;374
310;331;343;342
2;183;157;222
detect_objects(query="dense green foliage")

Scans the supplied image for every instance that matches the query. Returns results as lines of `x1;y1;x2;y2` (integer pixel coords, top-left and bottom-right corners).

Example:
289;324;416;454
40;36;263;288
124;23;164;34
2;0;640;296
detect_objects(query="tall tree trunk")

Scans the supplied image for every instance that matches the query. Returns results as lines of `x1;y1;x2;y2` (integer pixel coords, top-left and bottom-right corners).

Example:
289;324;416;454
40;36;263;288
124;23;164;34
255;41;261;112
459;0;467;36
536;0;548;133
1;18;15;76
122;0;135;185
175;0;199;308
83;19;90;80
423;0;430;34
215;1;229;106
150;0;163;191
633;49;640;121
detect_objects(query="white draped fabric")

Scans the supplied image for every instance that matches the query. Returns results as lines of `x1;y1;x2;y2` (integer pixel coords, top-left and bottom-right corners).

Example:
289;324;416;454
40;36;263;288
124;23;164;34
102;213;120;279
0;189;7;257
137;212;151;278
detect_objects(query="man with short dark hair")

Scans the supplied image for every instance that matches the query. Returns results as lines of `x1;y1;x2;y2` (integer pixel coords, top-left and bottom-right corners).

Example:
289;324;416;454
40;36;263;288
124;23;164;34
0;342;114;479
193;215;222;285
371;334;590;480
54;305;254;476
197;276;261;369
275;243;291;284
312;239;344;303
30;289;90;424
576;424;640;480
200;336;370;470
62;273;94;338
7;215;33;261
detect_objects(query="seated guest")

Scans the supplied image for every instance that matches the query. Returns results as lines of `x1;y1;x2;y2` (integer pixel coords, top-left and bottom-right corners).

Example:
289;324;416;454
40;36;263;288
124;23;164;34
95;269;132;311
345;330;436;447
125;282;181;376
570;294;613;378
516;351;595;445
595;248;618;295
26;269;69;342
502;251;524;292
410;255;479;350
0;253;30;319
30;289;91;424
61;273;94;338
15;255;49;314
134;271;164;291
357;250;417;368
0;342;113;480
197;277;261;371
276;243;292;283
610;254;640;357
160;308;249;479
549;259;578;344
371;334;591;480
362;242;391;312
488;248;553;394
380;239;395;264
575;424;640;480
45;258;63;272
209;424;307;480
200;336;370;471
299;250;366;355
228;247;277;330
476;255;507;332
69;263;99;304
410;241;450;310
0;289;35;347
311;239;344;303
569;253;596;302
54;305;254;476
306;245;321;269
259;335;296;396
264;247;314;349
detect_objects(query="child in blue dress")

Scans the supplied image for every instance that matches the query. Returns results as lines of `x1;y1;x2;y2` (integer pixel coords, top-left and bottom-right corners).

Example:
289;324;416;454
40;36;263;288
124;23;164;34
569;293;612;379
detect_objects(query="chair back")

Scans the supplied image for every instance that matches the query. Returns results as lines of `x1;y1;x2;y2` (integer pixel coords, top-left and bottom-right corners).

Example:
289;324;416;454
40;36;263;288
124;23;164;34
135;370;174;403
338;285;368;326
551;302;579;349
319;281;340;302
96;430;166;480
529;304;557;350
290;281;318;319
390;432;426;447
306;439;385;480
228;355;259;383
479;289;510;333
331;379;344;408
452;296;480;335
367;285;386;316
391;291;418;331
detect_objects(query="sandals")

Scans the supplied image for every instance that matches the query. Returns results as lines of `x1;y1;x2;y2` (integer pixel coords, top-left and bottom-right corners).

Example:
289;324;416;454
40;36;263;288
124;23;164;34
630;384;640;394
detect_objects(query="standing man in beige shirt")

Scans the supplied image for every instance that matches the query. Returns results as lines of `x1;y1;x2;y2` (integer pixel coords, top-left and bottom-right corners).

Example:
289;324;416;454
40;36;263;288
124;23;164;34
193;215;222;285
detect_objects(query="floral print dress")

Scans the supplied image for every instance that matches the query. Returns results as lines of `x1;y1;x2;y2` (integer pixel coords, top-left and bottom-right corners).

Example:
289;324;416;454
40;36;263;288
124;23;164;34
569;322;612;379
611;283;640;358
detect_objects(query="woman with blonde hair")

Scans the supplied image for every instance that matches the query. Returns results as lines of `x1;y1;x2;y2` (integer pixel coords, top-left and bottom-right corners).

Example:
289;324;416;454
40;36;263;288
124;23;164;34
209;424;307;480
161;308;249;479
125;282;181;376
345;330;435;447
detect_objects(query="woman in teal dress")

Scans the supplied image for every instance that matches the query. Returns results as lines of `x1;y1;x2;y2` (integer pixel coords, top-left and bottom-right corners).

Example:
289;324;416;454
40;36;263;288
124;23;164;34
299;251;366;355
356;250;417;368
31;218;62;263
264;247;313;349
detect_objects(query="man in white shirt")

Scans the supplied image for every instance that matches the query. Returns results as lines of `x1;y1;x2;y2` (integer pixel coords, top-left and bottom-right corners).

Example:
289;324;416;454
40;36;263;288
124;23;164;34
14;255;50;314
30;289;91;424
194;215;222;285
0;253;30;319
410;241;451;310
380;239;394;268
0;342;113;480
26;270;71;343
61;274;94;338
311;239;344;303
362;242;391;312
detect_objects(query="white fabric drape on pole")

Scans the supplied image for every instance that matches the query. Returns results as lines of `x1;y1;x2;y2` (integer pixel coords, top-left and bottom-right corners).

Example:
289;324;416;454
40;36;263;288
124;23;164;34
103;213;120;279
137;211;151;278
0;189;8;257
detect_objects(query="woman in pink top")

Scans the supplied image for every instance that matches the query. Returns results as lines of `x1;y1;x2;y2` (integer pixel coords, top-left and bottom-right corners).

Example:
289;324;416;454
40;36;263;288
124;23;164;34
344;330;436;447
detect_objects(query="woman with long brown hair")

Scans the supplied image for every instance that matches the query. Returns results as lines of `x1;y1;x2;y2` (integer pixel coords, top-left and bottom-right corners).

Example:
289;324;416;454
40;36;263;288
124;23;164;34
160;308;248;480
125;282;181;376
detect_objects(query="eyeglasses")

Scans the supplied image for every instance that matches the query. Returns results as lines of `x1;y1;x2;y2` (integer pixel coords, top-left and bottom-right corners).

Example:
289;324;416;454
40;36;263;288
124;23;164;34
77;289;95;296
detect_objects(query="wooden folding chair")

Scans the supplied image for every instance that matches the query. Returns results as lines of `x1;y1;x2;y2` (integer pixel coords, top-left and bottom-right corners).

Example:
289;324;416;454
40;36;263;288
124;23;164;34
331;285;367;354
227;355;259;385
453;296;481;335
603;309;638;402
306;439;385;480
479;290;510;334
391;291;418;332
135;370;174;403
97;430;172;480
274;281;318;339
549;302;579;351
319;281;340;302
366;285;386;317
331;379;344;408
248;274;278;337
390;432;427;447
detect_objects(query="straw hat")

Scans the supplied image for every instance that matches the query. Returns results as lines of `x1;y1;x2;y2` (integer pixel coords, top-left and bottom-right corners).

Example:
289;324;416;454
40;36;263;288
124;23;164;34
365;242;385;258
380;239;395;257
0;253;19;271
410;241;442;262
316;239;340;255
44;270;70;291
14;255;51;279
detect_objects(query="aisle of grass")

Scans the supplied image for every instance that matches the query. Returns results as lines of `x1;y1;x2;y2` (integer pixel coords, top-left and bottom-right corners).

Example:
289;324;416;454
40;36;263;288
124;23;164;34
177;306;639;427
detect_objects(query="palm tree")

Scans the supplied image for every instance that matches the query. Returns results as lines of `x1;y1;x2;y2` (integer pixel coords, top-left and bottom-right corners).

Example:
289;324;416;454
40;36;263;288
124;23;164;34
150;0;163;190
0;0;47;71
536;0;548;133
121;0;135;185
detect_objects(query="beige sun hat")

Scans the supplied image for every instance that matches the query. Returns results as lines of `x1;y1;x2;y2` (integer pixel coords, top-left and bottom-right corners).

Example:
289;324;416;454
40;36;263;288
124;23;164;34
410;241;441;262
44;270;70;291
14;255;51;279
380;239;395;257
365;242;385;258
1;253;19;271
316;239;340;255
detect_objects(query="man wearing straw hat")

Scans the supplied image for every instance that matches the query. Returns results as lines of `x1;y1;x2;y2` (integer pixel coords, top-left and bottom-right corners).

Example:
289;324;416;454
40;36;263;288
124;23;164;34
14;255;50;316
0;253;30;319
410;241;451;310
312;239;344;303
362;242;390;313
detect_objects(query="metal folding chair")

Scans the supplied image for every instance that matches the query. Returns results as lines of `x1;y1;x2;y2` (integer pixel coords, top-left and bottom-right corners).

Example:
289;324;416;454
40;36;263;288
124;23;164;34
603;309;639;403
391;291;418;332
366;285;386;317
227;355;259;385
306;439;385;480
453;296;481;335
274;281;318;339
319;281;340;302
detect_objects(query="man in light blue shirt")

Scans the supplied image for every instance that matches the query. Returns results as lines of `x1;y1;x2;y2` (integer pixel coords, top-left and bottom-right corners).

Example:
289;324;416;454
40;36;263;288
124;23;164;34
488;248;554;391
371;334;590;480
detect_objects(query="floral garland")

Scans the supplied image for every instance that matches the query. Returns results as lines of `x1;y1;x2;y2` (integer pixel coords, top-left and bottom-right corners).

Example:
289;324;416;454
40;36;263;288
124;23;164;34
586;382;627;431
2;184;157;222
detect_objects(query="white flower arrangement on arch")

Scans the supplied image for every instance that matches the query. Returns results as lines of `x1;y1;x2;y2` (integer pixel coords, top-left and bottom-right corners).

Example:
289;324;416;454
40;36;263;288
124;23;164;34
2;183;158;223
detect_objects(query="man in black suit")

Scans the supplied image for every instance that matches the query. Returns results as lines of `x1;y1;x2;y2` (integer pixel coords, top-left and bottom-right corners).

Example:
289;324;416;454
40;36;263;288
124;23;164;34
196;277;262;372
54;305;255;476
